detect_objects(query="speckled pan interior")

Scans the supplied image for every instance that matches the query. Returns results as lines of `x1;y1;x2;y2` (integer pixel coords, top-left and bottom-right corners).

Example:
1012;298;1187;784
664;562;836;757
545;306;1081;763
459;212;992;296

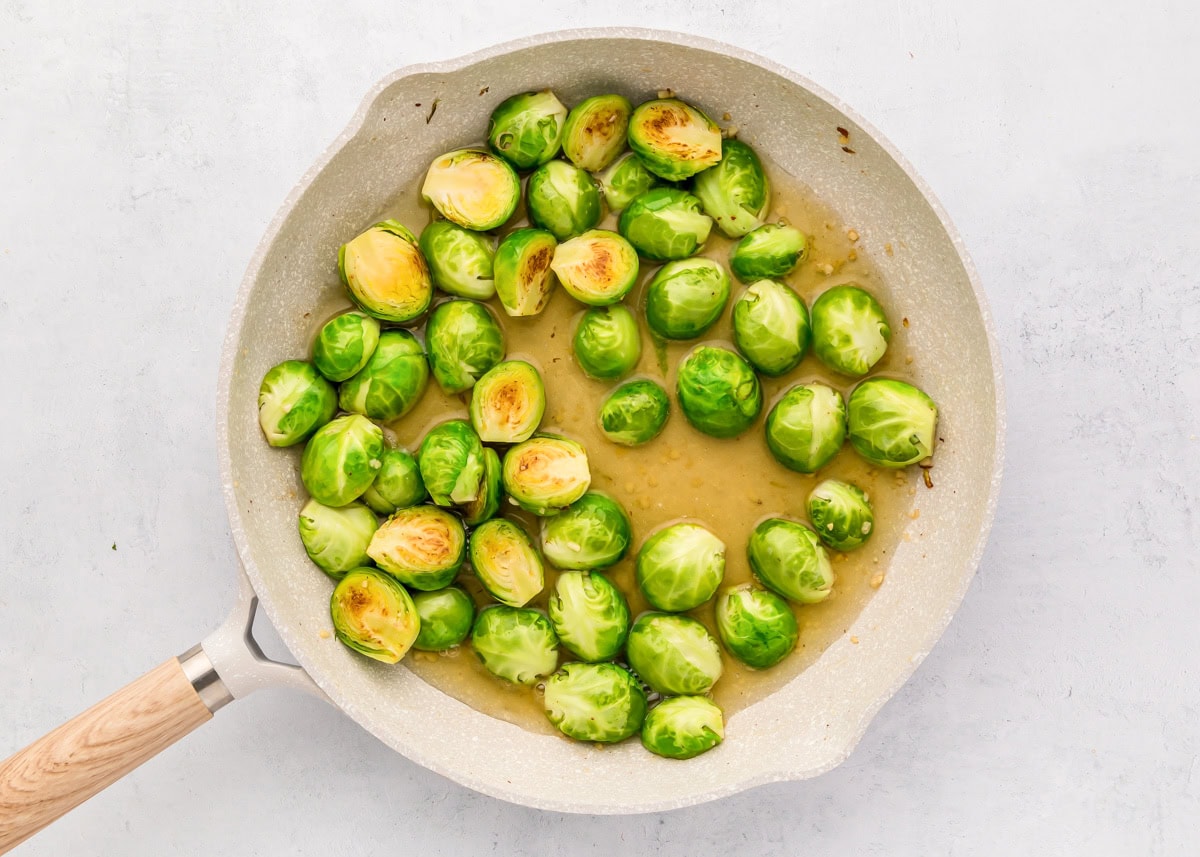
217;29;1004;814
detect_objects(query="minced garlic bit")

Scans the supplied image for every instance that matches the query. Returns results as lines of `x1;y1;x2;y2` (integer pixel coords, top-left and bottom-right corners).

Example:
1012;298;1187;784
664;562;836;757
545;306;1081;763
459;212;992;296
847;228;860;242
850;636;860;644
318;629;331;639
847;249;858;262
910;508;921;520
657;88;675;99
722;124;739;139
722;112;732;121
869;573;885;589
819;262;834;276
884;242;894;256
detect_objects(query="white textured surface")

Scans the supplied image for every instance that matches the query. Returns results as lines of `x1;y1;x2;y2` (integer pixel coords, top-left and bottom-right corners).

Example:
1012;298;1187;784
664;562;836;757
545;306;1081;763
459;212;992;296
0;1;1197;853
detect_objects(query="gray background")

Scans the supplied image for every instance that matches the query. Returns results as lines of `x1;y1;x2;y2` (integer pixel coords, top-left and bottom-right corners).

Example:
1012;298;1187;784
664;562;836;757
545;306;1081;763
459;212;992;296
2;1;1198;853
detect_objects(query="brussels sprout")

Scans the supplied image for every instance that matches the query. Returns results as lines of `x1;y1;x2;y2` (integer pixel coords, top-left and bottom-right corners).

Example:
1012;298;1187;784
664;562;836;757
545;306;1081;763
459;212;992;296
469;518;545;607
329;568;420;664
641;696;725;760
731;280;810;376
715;585;798;669
543;662;646;742
807;479;875;551
644;257;731;340
487;90;567;170
747;518;834;604
412;586;475;652
598;379;670;446
300;414;384;507
635;522;725;612
541;492;632;570
618;188;713;261
297;499;378;579
572;305;641;380
422;149;521;231
625;613;723;696
493;228;558;317
547;572;631;662
424;299;505;394
847;378;938;468
367;504;466;591
526;160;603;241
461;447;503;526
361;448;426;515
258;360;337;447
338;329;430;422
675;345;763;439
418;220;496;300
418;419;486;507
469;360;547;444
765;383;847;473
338;220;433;323
627;98;722;181
692;139;770;238
312;312;381;382
597;152;660;213
810;284;891;376
730;224;808;282
502;435;591;516
470;605;559;685
551;230;639;306
562;94;632;171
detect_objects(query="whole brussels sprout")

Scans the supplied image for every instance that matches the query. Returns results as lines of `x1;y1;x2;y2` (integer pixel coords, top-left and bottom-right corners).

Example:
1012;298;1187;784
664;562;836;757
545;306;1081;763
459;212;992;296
460;447;503;526
692;138;770;238
644;257;731;340
469;517;545;607
526;160;603;241
618;188;712;261
297;499;377;579
424;299;505;394
541;492;632;570
547;572;631;662
422;149;521;231
598;379;670;446
367;504;465;591
502;435;591;516
675;345;763;439
765;383;847;473
641;696;725;760
360;448;426;515
418;220;496;300
312;312;381;382
807;479;875;551
847;378;938;468
493;228;558;317
747;518;834;604
810;284;891;376
625;613;723;696
469;360;546;444
487;89;567;170
412;586;475;652
731;280;810;376
572;305;642;380
338;220;433;323
300;414;383;507
627;98;722;180
715;585;798;669
330;568;420;664
470;605;559;685
543;662;647;742
730;224;808;282
258;360;337;447
562;94;632;171
597;152;660;213
551;230;639;306
418;419;486;506
338;329;430;422
635;522;725;612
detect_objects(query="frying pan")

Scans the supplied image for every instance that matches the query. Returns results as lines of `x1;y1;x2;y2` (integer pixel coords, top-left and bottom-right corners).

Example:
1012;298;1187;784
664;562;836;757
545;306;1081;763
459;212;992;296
0;28;1005;850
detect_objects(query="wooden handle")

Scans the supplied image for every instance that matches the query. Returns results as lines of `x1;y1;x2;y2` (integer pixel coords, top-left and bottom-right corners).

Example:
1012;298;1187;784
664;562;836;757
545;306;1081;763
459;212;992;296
0;657;212;853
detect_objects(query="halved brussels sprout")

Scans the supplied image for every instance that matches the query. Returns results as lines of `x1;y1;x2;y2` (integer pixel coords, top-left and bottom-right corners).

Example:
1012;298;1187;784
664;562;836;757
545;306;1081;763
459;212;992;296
258;360;337;447
501;435;591;516
312;312;381;382
470;605;559;685
675;345;763;439
330;568;420;664
487;90;567;170
469;360;546;443
361;448;426;516
493;228;558;317
644;257;731;340
460;447;503;526
810;284;891;376
551;230;639;306
598;379;670;446
300;414;384;507
412;586;475;652
715;585;798;669
808;479;875;551
692;138;770;238
618;188;713;261
562;94;632;171
526;160;603;241
541;492;632;570
747;518;834;604
731;280;810;376
297;499;378;579
847;378;938;468
424;299;505;394
625;613;723;696
338;329;430;422
422;149;521;231
572;305;642;380
635;522;725;612
547;572;631;662
641;696;725;760
338;220;433;323
367;504;465;591
730;224;808;282
543;662;647;743
417;419;486;507
418;220;496;300
765;383;847;473
597;152;660;213
627;98;722;180
469;517;545;607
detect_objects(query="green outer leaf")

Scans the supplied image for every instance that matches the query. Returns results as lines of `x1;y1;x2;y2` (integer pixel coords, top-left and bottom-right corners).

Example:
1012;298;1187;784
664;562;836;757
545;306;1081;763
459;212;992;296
731;280;810;376
540;492;632;570
730;224;808;282
807;478;875;551
460;447;503;526
418;220;496;300
470;605;559;685
618;187;712;261
338;330;429;422
597;152;660;213
625;613;723;696
675;345;763;439
641;696;725;759
810;284;892;376
547;572;631;662
526;160;603;241
765;383;847;473
714;586;798;669
598;379;670;446
635;522;725;612
424;299;506;395
360;448;426;515
417;419;486;507
572;305;642;380
692;138;770;238
543;662;646;742
299;414;383;507
412;586;475;651
257;360;338;447
487;90;567;170
747;518;834;604
312;312;381;382
846;378;938;468
643;257;731;340
297;499;378;579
